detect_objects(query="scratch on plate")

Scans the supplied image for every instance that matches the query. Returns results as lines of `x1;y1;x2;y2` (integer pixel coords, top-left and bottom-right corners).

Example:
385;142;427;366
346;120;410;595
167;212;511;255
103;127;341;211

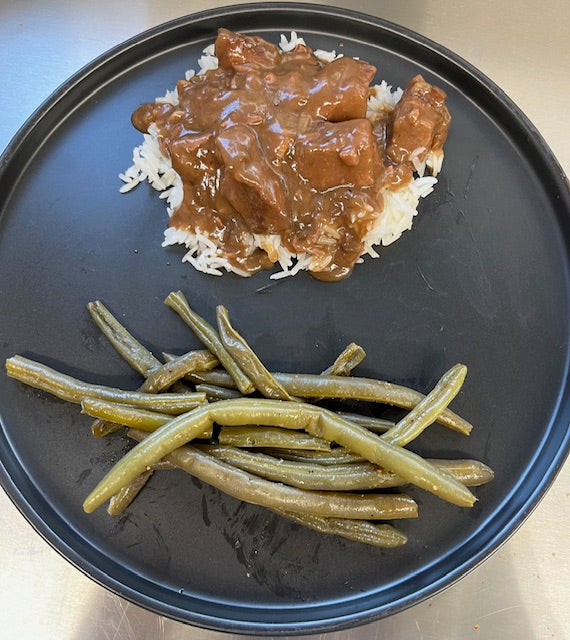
256;279;285;294
464;155;479;199
456;208;477;244
416;262;437;293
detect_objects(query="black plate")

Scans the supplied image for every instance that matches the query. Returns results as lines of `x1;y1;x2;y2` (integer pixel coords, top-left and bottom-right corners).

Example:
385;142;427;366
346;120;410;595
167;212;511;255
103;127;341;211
1;3;569;635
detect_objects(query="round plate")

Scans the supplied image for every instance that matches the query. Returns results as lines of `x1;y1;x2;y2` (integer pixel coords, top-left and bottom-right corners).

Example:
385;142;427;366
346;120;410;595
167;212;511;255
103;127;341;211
0;3;569;635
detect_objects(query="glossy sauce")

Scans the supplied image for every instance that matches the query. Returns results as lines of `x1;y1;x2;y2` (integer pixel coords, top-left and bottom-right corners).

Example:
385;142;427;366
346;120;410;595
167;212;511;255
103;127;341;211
132;29;450;280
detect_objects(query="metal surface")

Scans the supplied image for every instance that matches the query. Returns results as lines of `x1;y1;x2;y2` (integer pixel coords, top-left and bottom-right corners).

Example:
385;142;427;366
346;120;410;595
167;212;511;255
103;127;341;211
0;1;568;638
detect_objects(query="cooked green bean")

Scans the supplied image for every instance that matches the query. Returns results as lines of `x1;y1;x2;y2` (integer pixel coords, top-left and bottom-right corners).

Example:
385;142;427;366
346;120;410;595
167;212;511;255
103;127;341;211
271;509;407;547
321;342;366;376
83;399;172;431
8;295;493;550
82;398;475;512
91;419;123;438
195;384;243;401
382;364;467;446
164;291;254;395
107;458;184;514
180;366;238;388
173;369;472;435
216;305;293;401
260;447;366;464
185;346;369;388
6;355;206;414
217;426;332;451
81;398;213;438
88;300;160;376
309;343;366;403
198;445;494;490
335;412;394;433
198;445;376;490
88;300;189;394
124;429;417;520
152;459;178;471
307;406;475;506
88;300;164;436
107;469;153;516
281;374;472;435
424;459;494;486
88;301;192;435
139;350;218;393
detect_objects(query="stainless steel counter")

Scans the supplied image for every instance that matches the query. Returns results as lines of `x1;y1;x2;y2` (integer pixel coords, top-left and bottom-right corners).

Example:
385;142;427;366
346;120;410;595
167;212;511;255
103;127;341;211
0;1;568;638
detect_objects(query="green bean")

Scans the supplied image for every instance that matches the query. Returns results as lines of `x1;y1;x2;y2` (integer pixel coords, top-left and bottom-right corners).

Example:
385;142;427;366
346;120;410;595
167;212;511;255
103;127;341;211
308;407;475;506
6;355;206;414
88;301;192;435
335;412;394;433
88;300;190;393
107;457;186;514
92;420;123;438
139;350;218;393
197;445;494;490
81;398;213;438
260;448;366;464
198;445;375;489
217;426;332;451
152;459;178;471
179;366;238;388
271;509;407;548
280;374;472;435
87;300;160;376
88;300;164;436
172;369;472;435
83;408;214;513
124;429;417;520
82;399;475;512
309;343;366;403
321;342;366;376
107;469;153;516
382;364;467;446
195;384;243;401
424;459;494;486
164;291;254;395
216;305;293;401
83;399;172;431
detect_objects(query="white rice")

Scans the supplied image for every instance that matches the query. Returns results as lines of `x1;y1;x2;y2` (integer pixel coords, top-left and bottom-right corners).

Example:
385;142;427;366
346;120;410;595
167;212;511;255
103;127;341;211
119;33;445;279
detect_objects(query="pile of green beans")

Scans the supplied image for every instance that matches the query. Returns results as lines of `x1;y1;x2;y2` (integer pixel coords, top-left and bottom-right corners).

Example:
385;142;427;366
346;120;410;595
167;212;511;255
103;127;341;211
4;291;494;549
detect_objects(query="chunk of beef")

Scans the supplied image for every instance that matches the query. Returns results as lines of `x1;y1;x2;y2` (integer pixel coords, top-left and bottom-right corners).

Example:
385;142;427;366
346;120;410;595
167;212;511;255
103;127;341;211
387;74;451;163
280;43;321;67
168;132;218;185
307;58;376;121
295;119;381;191
131;102;176;133
216;125;288;232
215;28;281;71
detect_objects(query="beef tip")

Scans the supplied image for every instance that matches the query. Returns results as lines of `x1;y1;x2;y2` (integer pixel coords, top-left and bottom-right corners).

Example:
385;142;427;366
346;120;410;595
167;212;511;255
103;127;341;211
387;74;451;164
307;57;376;122
168;132;218;185
215;125;288;232
215;29;281;71
280;43;321;67
131;102;176;133
295;119;381;191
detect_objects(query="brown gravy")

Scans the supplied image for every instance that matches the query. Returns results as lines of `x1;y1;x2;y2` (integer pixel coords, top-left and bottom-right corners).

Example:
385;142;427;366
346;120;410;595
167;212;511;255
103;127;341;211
132;29;450;280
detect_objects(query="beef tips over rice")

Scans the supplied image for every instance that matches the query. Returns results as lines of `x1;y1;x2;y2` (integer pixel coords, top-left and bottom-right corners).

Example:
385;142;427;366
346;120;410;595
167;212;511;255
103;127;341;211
120;30;450;280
